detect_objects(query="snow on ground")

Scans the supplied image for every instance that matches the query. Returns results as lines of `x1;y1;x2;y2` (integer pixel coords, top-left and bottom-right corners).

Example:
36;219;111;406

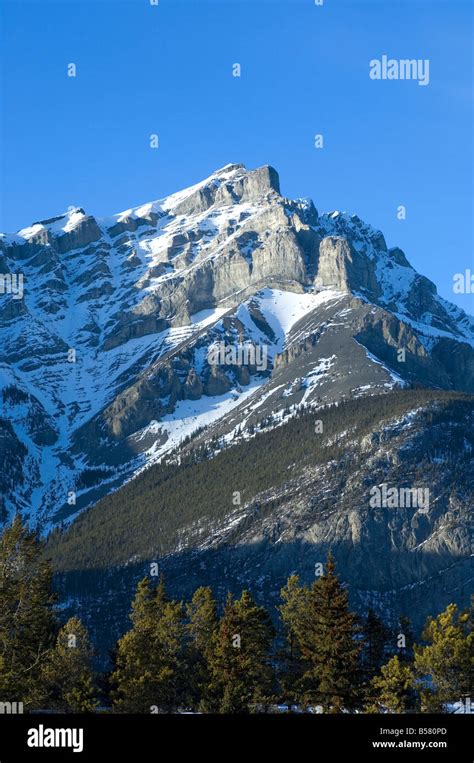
109;164;244;224
394;312;474;349
235;288;343;355
375;255;416;304
354;339;408;388
16;208;87;239
136;378;263;467
300;356;337;405
448;700;474;714
255;288;343;343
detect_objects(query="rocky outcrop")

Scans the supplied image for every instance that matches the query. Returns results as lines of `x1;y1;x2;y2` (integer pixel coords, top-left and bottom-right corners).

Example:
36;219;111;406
315;236;381;299
172;164;280;217
55;215;103;254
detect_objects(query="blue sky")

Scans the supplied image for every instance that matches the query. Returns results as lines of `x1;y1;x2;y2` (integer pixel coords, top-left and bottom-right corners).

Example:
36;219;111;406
1;0;472;312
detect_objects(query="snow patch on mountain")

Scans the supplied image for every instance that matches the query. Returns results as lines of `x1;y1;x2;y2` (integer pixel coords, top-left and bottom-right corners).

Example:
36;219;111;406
135;378;263;467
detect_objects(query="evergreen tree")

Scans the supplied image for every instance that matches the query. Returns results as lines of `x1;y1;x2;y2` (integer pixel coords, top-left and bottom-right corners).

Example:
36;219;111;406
111;577;186;713
361;608;391;706
40;617;98;712
207;590;275;713
185;586;218;710
414;603;472;712
361;608;391;681
281;555;363;712
279;575;310;708
0;515;56;709
366;655;417;714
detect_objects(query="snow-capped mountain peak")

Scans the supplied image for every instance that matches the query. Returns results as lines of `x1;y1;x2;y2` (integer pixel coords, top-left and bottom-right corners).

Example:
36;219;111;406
1;163;473;528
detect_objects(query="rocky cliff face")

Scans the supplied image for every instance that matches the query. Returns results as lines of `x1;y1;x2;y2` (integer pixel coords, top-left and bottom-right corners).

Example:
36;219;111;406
1;163;473;528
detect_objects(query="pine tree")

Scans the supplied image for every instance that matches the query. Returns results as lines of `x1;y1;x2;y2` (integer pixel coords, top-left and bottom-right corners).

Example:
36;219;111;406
361;608;392;707
207;590;275;713
361;609;391;681
366;655;417;713
414;603;472;712
40;617;98;712
281;555;363;712
279;575;310;708
185;586;218;710
111;577;186;713
0;515;56;709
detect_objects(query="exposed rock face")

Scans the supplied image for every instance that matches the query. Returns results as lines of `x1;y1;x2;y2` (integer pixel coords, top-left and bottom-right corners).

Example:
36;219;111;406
55;215;103;254
171;164;280;217
431;338;474;390
183;368;203;400
0;162;473;529
0;417;28;520
203;365;233;397
315;236;381;298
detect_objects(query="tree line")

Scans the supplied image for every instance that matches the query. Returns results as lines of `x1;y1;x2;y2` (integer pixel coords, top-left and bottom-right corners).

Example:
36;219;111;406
1;516;472;713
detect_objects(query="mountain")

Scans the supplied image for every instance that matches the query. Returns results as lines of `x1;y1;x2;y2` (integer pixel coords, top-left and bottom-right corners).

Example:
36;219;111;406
1;164;473;658
1;163;473;530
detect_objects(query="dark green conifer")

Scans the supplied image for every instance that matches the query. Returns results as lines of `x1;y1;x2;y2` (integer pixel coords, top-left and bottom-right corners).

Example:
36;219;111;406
207;590;275;713
40;617;98;712
280;555;363;712
186;586;218;710
111;576;186;713
0;515;56;708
